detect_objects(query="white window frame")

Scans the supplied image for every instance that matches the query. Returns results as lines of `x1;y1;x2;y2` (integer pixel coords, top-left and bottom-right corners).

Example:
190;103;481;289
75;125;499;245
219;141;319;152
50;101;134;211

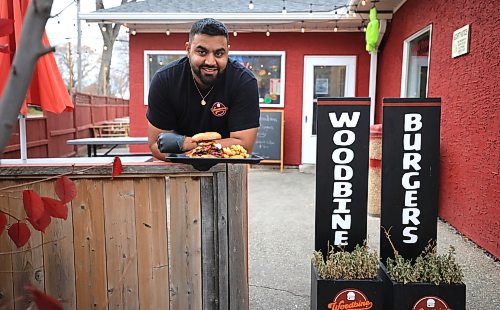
143;50;286;107
144;50;186;105
400;24;432;97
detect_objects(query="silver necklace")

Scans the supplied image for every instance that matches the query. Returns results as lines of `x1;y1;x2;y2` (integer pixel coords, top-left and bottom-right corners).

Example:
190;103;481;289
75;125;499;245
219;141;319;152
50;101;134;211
192;77;214;106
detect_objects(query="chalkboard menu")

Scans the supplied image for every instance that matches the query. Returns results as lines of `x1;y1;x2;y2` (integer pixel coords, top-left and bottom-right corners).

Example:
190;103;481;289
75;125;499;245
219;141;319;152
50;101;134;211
254;109;284;171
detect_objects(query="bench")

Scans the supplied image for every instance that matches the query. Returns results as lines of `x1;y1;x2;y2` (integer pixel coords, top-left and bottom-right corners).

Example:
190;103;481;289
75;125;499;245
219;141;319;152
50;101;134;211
92;124;130;138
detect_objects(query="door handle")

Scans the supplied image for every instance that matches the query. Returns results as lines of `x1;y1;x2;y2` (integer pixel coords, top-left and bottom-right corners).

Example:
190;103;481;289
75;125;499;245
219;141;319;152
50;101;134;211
305;115;308;123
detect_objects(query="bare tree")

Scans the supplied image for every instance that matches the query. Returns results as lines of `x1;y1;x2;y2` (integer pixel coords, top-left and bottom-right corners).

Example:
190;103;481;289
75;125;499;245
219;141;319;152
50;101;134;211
0;0;54;157
55;44;99;93
96;0;136;96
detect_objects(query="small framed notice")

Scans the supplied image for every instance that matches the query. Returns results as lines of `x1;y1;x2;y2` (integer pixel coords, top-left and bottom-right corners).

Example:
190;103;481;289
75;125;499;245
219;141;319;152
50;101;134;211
452;24;470;58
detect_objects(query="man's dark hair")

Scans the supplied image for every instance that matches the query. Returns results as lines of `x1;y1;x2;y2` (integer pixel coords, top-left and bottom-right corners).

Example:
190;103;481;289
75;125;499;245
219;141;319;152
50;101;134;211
189;18;229;43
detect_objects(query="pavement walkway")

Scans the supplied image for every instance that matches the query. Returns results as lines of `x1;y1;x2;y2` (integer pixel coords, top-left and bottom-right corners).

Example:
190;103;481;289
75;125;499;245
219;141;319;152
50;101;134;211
247;168;499;310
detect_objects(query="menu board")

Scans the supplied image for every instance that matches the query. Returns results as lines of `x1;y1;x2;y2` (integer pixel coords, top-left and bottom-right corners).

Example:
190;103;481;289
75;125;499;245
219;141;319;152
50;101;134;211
254;109;284;171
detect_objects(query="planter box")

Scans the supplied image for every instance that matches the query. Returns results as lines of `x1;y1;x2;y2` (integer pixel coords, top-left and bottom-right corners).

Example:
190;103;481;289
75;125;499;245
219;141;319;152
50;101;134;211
311;263;384;310
380;263;466;310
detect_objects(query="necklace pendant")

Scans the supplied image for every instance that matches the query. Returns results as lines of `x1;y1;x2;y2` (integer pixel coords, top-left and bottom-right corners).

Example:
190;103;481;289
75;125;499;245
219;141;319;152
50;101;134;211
201;99;206;106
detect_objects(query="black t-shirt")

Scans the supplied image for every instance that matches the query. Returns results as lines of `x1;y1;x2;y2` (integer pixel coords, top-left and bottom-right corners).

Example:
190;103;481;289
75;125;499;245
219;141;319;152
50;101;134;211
146;56;260;138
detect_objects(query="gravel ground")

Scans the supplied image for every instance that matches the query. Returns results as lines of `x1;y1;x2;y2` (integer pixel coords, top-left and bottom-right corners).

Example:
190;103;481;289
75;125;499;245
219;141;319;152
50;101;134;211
248;168;499;310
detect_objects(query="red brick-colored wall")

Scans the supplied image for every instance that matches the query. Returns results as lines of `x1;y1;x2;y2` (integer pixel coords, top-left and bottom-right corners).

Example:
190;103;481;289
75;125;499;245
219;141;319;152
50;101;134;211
129;32;370;165
377;0;499;257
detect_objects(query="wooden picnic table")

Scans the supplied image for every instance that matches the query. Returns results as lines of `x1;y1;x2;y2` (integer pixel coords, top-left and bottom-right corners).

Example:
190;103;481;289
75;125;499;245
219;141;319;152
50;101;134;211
67;137;148;157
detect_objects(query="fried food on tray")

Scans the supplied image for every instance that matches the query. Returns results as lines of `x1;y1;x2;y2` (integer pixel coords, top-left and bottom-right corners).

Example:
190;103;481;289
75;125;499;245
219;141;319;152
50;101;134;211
223;144;249;158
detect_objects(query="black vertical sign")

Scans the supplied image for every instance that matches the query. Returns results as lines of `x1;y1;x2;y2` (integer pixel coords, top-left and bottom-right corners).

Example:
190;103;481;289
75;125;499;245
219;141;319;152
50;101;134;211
315;97;370;255
380;98;441;262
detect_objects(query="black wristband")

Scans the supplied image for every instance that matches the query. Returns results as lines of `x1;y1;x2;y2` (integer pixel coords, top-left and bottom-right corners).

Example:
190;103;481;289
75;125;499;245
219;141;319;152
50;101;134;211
157;132;186;153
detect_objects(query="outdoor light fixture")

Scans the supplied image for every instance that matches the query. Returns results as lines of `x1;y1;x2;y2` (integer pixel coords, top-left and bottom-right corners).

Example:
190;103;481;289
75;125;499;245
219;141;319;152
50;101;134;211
248;0;254;10
233;30;238;37
103;45;108;51
301;21;305;33
101;25;106;32
266;25;270;36
334;21;338;32
131;29;137;35
166;29;170;35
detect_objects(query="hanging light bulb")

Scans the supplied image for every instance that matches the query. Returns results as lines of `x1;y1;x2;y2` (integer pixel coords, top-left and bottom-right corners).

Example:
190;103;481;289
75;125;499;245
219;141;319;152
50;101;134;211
361;0;366;5
233;30;238;37
101;25;106;32
301;21;305;33
166;29;170;36
131;29;137;35
103;45;108;51
266;25;270;36
248;0;254;10
282;0;287;14
363;24;367;32
334;21;338;32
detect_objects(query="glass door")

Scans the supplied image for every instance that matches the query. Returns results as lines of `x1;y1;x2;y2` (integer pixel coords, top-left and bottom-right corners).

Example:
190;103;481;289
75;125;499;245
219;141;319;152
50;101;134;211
301;56;356;164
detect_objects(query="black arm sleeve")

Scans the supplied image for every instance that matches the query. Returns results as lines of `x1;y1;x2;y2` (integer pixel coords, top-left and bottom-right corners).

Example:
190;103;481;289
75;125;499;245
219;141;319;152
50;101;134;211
228;77;260;132
146;71;177;130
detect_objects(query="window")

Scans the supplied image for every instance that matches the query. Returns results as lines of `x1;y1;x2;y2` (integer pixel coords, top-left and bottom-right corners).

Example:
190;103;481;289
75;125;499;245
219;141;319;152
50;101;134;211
144;51;285;107
230;51;285;107
401;25;431;98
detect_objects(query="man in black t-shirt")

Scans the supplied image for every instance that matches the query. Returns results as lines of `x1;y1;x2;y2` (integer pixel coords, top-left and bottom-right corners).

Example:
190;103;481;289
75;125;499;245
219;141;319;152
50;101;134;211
147;18;260;160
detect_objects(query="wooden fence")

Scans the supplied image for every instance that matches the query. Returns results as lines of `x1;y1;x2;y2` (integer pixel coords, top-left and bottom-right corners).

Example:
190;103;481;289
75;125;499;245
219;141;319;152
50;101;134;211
2;93;129;159
0;162;248;309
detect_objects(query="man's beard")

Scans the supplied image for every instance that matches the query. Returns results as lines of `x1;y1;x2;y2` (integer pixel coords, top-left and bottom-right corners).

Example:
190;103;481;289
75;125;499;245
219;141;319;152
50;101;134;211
191;63;221;87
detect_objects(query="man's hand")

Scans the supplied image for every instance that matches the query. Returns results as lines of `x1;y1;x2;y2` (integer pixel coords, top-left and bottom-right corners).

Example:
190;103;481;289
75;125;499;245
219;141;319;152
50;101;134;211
147;122;197;161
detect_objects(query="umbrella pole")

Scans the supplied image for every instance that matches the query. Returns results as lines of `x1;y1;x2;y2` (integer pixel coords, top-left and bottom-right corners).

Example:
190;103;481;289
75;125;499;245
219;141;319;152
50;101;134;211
19;114;27;160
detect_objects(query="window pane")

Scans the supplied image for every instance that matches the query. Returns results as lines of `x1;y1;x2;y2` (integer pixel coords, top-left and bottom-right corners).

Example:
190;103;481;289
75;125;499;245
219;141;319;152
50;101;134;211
312;65;346;135
148;54;184;82
406;32;430;98
231;54;283;106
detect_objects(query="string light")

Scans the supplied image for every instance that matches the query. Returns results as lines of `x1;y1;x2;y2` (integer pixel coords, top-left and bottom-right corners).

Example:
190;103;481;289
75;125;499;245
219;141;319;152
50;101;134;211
361;0;366;5
301;21;305;33
334;21;338;32
131;29;137;35
101;25;106;32
309;3;313;15
103;45;108;51
282;0;287;14
266;25;270;36
233;30;238;37
166;29;170;35
248;0;254;10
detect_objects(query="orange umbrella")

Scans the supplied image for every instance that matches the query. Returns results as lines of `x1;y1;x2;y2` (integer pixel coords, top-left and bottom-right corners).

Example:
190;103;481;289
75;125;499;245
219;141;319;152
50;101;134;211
0;0;73;115
0;0;73;159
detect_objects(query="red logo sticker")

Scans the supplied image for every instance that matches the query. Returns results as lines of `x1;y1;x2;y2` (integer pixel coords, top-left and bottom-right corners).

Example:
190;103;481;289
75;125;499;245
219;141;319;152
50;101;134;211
412;296;451;310
327;288;373;310
211;102;228;117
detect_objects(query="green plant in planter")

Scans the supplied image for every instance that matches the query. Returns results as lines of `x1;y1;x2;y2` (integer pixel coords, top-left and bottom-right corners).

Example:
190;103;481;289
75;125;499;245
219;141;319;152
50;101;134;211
312;243;379;279
383;228;464;285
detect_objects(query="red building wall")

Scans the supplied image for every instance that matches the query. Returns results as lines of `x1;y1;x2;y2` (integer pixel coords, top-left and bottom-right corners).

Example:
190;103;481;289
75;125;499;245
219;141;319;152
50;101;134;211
377;0;499;257
129;32;370;165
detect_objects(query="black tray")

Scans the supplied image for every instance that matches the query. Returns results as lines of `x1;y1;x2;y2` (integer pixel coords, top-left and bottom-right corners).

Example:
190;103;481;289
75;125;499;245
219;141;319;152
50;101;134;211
166;154;263;171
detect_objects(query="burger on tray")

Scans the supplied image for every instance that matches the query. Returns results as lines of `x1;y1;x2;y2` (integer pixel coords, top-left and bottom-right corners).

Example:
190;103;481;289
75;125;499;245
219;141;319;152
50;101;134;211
186;132;249;158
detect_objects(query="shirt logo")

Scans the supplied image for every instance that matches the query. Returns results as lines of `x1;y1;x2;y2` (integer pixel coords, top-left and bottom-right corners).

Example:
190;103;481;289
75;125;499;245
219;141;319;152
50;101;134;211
211;102;228;117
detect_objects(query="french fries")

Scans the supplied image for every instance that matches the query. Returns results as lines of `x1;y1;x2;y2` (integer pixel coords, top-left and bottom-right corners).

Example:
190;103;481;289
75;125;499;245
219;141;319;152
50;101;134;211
223;144;250;158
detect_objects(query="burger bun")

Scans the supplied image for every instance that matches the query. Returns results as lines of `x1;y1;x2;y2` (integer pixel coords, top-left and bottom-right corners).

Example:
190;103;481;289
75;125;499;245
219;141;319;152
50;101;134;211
192;131;221;142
